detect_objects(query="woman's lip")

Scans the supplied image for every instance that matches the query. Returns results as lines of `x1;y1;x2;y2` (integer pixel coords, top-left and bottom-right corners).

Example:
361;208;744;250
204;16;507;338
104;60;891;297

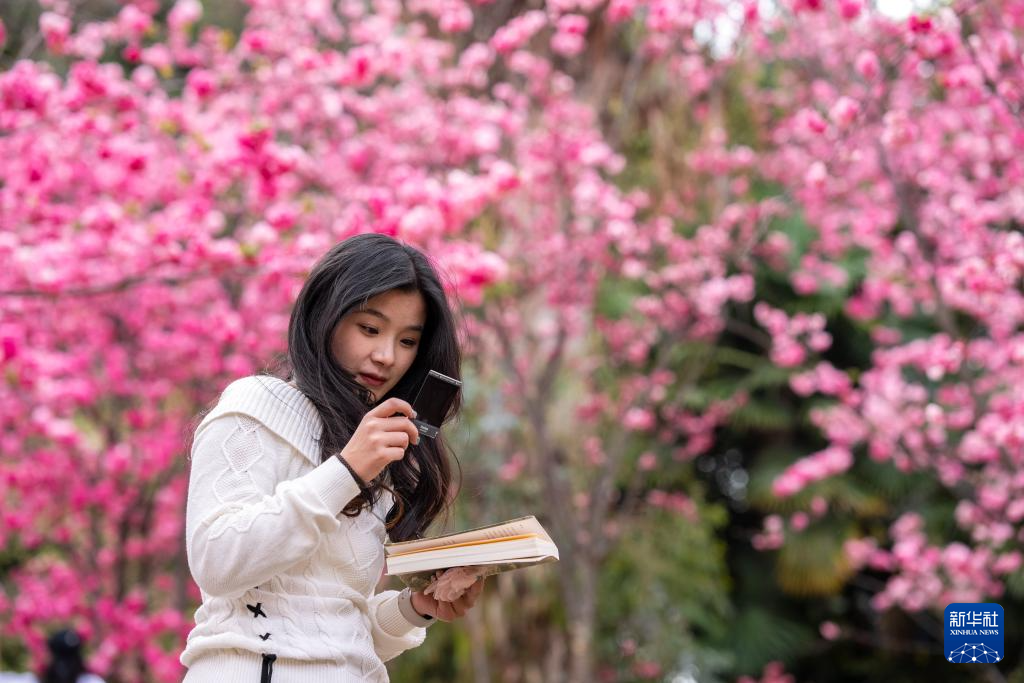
359;373;386;386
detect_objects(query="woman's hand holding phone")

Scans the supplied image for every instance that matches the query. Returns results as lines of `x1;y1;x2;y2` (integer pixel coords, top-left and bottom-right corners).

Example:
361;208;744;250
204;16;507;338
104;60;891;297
338;398;420;483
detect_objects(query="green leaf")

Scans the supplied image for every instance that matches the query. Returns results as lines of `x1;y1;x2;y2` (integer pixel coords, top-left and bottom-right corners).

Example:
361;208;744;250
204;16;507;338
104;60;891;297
710;346;766;372
727;399;793;432
598;503;733;676
813;477;889;518
596;277;645;318
1004;568;1024;599
775;523;855;597
738;363;794;391
730;607;816;674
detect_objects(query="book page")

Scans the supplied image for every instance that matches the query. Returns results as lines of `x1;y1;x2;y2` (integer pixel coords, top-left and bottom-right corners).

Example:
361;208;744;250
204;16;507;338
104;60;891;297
385;515;552;555
389;533;541;558
394;556;559;592
386;537;558;574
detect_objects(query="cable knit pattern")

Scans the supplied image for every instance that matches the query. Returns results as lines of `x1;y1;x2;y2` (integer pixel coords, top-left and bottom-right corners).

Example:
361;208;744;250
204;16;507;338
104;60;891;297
180;376;428;680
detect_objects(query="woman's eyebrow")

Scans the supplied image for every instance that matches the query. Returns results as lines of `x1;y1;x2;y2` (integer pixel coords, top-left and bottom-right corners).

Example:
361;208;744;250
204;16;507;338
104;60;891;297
361;307;424;332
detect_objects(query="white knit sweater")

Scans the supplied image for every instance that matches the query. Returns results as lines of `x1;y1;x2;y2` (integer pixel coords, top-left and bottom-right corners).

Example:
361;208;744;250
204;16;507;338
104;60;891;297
180;375;429;680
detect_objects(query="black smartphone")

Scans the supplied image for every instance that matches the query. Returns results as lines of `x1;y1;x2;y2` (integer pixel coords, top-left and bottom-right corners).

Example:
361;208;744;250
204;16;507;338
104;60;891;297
409;370;461;439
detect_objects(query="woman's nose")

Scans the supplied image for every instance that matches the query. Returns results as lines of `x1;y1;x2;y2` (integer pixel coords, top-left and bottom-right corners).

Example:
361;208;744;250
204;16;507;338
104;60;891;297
371;343;394;366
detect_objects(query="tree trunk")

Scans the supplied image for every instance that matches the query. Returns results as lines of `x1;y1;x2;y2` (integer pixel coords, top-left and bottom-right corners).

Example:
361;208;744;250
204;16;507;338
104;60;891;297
566;560;597;683
466;604;492;683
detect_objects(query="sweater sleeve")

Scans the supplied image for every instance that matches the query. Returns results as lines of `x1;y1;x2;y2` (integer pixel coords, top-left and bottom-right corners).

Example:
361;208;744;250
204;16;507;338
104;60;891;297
185;412;361;599
367;589;428;662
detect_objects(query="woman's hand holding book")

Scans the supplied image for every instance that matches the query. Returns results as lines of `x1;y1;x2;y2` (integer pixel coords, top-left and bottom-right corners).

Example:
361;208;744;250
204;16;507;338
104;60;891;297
410;573;486;622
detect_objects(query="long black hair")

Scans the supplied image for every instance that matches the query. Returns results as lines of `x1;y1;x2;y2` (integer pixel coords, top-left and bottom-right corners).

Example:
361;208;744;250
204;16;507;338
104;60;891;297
277;233;462;541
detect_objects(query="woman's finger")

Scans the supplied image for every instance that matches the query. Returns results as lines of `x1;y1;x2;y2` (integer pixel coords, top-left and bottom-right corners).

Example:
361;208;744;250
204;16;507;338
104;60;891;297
384;416;420;445
381;430;411;448
384;446;408;462
435;603;455;622
367;397;415;419
467;576;485;600
452;577;484;609
451;592;474;613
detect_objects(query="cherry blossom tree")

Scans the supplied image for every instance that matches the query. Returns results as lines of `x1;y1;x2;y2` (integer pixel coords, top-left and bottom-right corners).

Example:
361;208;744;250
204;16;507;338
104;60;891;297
3;0;1024;681
754;0;1024;618
1;1;512;678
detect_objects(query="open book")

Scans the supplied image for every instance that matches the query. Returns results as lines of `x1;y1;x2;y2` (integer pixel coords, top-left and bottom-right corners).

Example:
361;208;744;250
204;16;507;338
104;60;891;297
384;516;559;591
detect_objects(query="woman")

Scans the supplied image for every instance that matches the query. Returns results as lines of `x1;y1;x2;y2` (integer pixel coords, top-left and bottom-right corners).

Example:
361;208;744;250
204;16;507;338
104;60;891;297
181;233;483;682
40;630;105;683
0;629;105;683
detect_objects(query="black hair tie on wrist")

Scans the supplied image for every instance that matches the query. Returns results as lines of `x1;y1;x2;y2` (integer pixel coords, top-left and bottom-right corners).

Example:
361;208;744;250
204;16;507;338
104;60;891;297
336;453;371;494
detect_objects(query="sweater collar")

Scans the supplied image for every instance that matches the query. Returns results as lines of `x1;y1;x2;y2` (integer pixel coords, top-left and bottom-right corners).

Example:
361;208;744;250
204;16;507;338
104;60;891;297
208;375;324;465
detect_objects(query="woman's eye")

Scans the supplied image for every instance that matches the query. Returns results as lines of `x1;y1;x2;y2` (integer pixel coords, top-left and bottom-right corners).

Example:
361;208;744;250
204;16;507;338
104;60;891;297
401;339;418;348
360;325;378;335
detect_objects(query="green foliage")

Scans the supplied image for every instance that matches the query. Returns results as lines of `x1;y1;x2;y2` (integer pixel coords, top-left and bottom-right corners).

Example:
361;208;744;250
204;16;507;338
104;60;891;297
721;71;762;149
0;537;30;670
616;127;657;192
774;521;856;597
1004;568;1024;600
728;607;817;675
746;447;807;512
726;396;794;433
596;502;733;681
773;212;817;266
0;637;29;671
595;276;647;319
386;624;462;682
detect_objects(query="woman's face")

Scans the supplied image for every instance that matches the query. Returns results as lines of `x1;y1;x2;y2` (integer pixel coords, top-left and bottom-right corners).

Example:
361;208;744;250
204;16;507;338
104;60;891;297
332;288;427;401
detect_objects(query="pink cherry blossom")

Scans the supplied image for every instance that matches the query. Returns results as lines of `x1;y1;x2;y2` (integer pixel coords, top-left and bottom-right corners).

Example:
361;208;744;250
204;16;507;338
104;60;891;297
40;12;72;54
5;0;1024;677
